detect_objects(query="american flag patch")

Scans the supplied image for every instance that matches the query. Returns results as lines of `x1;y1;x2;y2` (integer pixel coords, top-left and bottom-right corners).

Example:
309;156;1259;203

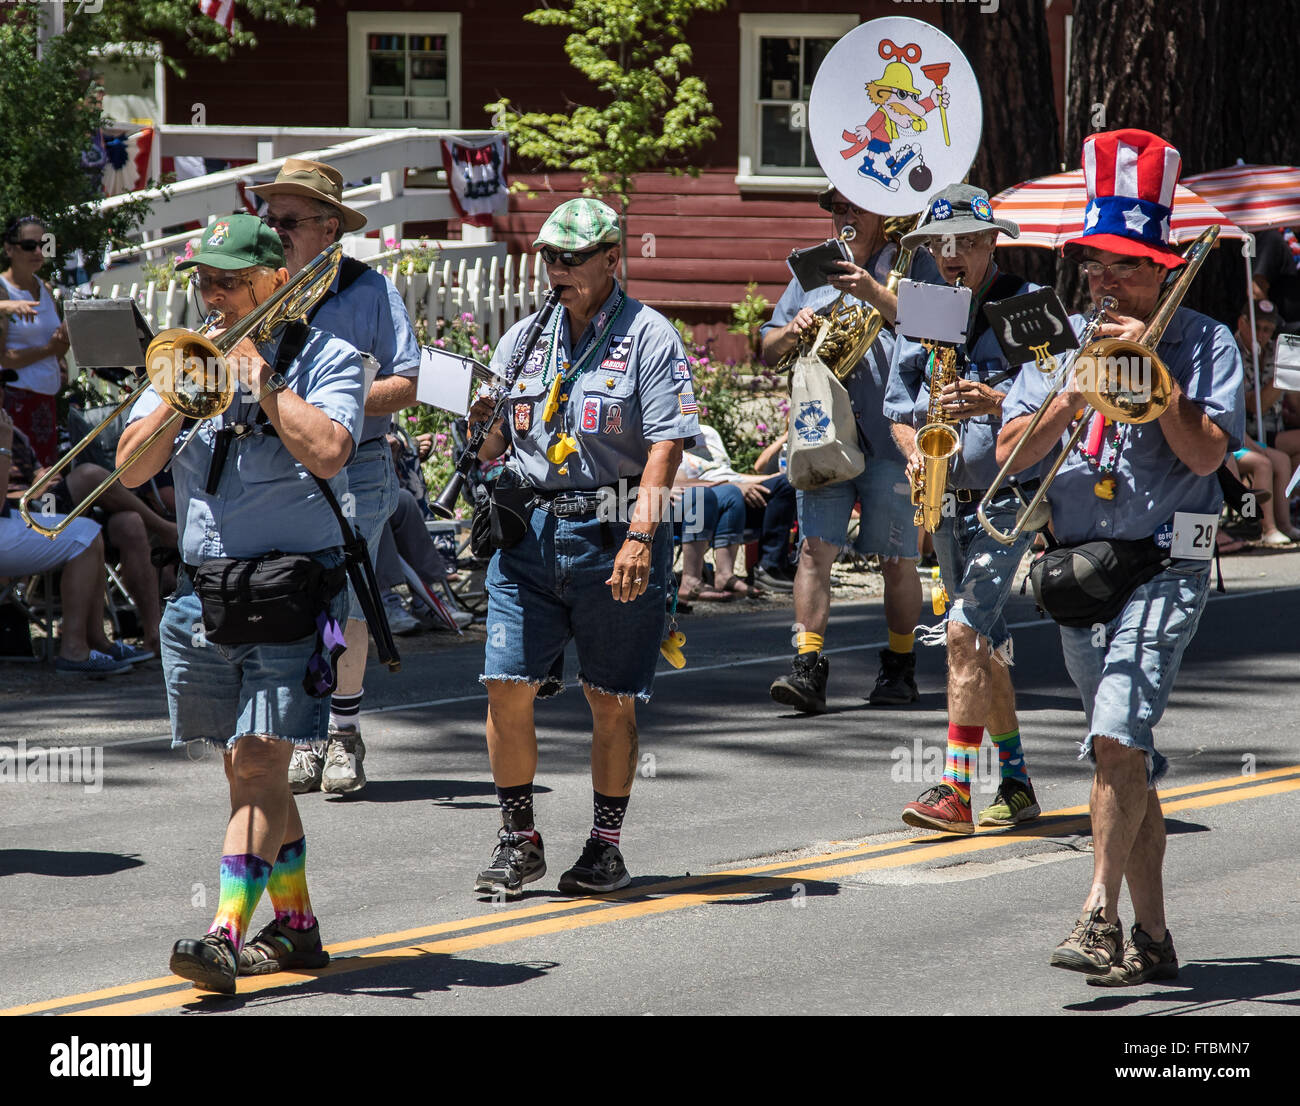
679;390;698;416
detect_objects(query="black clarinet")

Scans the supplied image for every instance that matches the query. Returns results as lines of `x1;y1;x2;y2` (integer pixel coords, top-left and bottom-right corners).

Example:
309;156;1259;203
431;288;561;518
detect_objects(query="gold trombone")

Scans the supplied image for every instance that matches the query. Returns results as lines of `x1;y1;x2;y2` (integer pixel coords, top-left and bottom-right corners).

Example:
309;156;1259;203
19;243;344;540
976;225;1220;546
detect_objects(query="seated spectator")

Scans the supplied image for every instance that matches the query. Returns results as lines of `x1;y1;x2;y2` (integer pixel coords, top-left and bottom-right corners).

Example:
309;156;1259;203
0;407;144;673
1251;228;1300;331
374;488;473;631
1229;437;1299;544
673;425;797;599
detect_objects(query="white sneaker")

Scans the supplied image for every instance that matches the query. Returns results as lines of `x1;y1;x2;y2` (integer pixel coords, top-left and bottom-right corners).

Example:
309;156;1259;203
382;591;420;635
321;725;366;794
288;745;324;793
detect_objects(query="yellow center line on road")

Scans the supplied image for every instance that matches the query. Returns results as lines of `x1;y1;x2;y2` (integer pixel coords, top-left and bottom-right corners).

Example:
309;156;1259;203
6;764;1298;1017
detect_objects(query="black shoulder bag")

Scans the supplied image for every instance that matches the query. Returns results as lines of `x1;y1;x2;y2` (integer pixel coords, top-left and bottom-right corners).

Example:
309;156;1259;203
1027;536;1169;628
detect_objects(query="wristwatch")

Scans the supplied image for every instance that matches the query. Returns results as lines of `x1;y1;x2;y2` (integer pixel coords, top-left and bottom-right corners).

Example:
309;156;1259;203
254;372;287;404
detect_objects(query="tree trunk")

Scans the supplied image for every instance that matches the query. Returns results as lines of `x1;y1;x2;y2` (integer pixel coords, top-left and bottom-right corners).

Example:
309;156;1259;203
935;1;1063;293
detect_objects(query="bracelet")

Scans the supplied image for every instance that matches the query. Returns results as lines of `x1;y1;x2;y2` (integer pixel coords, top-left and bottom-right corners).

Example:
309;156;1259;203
624;529;655;546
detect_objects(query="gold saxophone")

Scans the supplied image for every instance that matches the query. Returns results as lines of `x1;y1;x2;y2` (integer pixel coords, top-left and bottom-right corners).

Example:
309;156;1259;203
775;214;918;380
910;334;963;534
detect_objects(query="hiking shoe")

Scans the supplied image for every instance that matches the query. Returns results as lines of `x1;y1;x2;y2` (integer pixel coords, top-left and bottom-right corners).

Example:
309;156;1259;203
288;745;324;794
869;648;919;705
54;650;132;677
1050;908;1124;975
978;777;1041;826
770;652;829;714
170;930;238;994
474;828;546;898
1087;924;1179;987
237;917;330;976
558;836;632;895
902;783;974;835
321;724;366;794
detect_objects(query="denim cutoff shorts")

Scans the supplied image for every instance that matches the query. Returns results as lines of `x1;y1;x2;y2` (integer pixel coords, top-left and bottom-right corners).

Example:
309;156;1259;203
1058;560;1211;787
482;508;672;701
933;492;1036;652
796;456;917;561
160;549;349;750
344;438;399;621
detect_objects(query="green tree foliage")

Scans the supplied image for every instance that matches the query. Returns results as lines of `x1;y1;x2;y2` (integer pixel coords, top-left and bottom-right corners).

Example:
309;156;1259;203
487;0;725;283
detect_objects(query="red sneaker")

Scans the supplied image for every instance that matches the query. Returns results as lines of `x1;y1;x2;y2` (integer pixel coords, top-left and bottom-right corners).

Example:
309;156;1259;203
902;784;974;835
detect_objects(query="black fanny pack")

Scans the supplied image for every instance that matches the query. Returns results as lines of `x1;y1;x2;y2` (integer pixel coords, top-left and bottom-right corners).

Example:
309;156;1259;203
189;552;346;645
1027;538;1169;628
470;468;536;560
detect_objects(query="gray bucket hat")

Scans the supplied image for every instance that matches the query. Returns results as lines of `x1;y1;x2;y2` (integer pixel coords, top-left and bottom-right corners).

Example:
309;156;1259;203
901;183;1019;249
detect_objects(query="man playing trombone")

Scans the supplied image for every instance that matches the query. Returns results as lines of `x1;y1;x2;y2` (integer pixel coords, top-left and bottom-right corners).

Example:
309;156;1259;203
997;130;1243;987
885;184;1045;836
117;214;365;993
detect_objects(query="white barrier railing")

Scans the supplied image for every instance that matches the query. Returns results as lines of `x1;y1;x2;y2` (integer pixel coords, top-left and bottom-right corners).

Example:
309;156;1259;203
87;249;550;346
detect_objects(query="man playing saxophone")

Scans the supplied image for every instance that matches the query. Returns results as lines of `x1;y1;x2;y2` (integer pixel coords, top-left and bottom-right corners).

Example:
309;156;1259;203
885;184;1045;835
763;187;941;714
997;130;1242;986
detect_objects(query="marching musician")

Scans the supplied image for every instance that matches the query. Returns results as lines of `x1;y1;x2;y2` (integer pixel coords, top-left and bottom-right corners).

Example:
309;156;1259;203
250;159;421;796
117;214;365;992
469;198;698;898
763;187;941;715
885;183;1045;835
997;130;1244;986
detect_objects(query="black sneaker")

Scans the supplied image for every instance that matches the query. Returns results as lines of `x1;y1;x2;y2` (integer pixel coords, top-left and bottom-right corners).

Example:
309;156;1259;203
770;652;829;713
558;836;632;895
170;930;238;994
474;828;546;898
868;648;919;705
753;565;796;593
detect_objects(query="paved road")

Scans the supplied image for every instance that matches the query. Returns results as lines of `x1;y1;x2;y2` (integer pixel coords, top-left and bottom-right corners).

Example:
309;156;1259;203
3;552;1300;1025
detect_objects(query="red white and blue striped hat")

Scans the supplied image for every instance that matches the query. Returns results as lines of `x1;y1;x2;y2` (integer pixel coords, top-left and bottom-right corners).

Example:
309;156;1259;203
1064;129;1187;268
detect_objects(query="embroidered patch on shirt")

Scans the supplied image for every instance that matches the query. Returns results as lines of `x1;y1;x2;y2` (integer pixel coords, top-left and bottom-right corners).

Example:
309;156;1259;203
671;358;691;382
581;396;602;433
600;333;634;371
604;402;624;434
513;402;532;433
522;338;550;375
679;390;698;416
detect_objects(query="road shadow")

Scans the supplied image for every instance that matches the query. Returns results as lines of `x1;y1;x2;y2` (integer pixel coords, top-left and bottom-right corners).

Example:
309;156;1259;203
468;871;839;908
0;849;145;878
327;779;551;808
176;954;560;1013
1063;954;1300;1013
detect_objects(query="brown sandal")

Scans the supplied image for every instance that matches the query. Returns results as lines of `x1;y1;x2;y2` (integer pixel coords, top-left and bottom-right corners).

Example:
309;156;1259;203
679;581;734;602
719;576;766;599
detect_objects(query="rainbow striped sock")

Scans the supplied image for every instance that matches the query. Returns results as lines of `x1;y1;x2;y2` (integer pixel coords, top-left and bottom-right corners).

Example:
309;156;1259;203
941;724;983;805
991;729;1030;785
208;853;272;952
267;836;317;931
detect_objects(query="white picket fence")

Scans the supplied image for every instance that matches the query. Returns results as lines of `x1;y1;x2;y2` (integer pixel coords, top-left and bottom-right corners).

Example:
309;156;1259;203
86;249;550;346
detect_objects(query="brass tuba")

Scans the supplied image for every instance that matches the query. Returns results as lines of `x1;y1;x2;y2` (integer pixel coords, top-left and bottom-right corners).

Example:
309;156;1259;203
775;214;918;380
20;243;344;539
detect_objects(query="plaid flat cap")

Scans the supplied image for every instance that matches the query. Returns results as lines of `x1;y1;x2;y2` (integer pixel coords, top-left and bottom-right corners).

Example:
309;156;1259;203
534;198;621;251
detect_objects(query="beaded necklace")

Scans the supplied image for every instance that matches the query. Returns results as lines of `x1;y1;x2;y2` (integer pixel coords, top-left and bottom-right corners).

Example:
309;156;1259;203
1076;409;1127;499
540;286;627;423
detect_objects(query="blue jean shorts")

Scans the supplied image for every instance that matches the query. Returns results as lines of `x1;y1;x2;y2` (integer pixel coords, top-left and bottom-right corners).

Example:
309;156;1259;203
482;508;671;701
160;551;349;750
796;456;917;560
344;438;399;621
1058;560;1211;787
933;492;1035;652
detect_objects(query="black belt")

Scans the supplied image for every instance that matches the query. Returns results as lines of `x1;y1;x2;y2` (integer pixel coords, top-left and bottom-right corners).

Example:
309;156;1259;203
532;474;642;519
952;479;1040;512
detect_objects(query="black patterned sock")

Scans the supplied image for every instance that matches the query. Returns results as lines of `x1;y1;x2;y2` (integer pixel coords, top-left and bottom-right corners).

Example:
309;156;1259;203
591;790;630;847
497;782;537;840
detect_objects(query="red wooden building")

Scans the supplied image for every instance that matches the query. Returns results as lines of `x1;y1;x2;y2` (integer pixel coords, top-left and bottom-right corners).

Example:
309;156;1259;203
159;0;1072;322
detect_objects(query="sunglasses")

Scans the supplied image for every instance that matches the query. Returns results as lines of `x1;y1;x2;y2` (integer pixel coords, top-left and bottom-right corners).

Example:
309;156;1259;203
540;245;609;267
10;240;42;253
828;202;868;217
196;274;253;293
261;214;327;232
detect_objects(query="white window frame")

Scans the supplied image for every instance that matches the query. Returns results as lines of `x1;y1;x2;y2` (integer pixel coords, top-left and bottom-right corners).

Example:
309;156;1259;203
347;11;462;128
737;14;857;194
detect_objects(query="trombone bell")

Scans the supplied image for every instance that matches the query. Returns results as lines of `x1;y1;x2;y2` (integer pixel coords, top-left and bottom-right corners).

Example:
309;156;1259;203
1073;337;1173;425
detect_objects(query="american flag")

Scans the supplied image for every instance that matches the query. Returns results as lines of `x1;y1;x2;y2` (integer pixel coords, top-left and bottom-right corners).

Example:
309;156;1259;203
198;0;236;34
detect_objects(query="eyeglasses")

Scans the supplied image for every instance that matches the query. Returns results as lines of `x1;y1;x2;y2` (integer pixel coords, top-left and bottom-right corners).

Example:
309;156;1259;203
10;240;41;253
195;274;252;293
946;234;995;252
1079;259;1148;279
540;245;608;267
261;214;328;232
828;202;867;217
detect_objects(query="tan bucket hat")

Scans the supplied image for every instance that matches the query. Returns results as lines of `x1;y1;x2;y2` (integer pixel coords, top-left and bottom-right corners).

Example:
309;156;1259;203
248;158;368;233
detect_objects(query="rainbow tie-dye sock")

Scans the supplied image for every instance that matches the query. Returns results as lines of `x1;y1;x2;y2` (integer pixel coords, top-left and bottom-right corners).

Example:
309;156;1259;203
267;836;317;931
991;729;1030;785
208;853;272;952
941;724;983;805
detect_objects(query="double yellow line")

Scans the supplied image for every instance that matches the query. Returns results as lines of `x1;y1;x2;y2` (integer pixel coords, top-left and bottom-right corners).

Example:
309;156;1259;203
8;764;1299;1017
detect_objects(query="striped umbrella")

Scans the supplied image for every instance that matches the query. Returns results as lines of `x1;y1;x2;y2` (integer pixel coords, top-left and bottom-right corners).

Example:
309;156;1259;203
989;170;1247;249
1183;165;1300;231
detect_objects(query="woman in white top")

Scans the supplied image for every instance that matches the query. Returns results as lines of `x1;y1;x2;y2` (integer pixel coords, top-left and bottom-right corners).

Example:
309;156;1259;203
1;215;69;465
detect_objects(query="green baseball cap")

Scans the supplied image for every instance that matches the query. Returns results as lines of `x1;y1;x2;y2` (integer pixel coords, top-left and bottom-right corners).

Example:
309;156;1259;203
177;213;286;271
533;198;621;251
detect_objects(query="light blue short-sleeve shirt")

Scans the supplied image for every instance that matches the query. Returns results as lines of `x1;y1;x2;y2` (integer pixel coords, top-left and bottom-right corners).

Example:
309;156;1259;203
1000;306;1244;544
491;283;700;491
310;265;420;444
129;327;365;562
